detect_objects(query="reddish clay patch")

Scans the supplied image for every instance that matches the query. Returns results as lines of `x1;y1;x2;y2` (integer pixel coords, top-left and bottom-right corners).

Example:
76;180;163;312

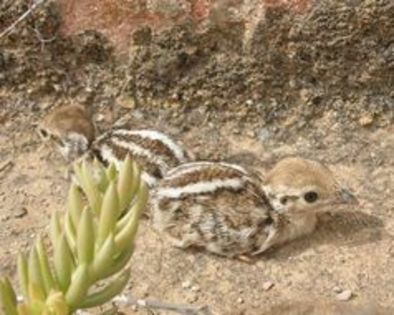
58;0;311;54
58;0;161;53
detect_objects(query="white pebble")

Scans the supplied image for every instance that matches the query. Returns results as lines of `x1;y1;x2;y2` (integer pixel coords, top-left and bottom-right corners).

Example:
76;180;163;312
182;280;192;289
191;285;200;292
112;294;130;304
262;281;274;291
336;289;352;301
332;286;342;293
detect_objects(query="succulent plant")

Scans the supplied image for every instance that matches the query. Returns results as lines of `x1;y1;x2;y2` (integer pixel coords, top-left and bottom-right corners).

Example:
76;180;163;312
0;156;148;315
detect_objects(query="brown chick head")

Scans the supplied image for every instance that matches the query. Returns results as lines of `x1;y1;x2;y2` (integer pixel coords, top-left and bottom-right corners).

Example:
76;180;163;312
37;105;95;162
263;157;358;215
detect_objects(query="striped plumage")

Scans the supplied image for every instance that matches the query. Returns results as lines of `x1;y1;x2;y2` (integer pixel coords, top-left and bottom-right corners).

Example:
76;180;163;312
91;129;192;186
152;158;358;257
152;161;275;257
38;105;192;186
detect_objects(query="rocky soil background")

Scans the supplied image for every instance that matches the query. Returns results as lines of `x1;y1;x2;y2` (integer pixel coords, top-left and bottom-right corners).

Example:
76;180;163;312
0;0;393;314
1;0;393;128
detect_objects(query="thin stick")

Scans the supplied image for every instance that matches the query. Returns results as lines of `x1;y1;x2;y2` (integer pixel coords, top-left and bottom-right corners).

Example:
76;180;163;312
114;295;213;315
0;159;14;174
0;0;45;40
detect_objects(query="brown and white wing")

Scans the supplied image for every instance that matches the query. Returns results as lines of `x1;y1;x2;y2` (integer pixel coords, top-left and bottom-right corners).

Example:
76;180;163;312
152;162;273;254
91;129;192;186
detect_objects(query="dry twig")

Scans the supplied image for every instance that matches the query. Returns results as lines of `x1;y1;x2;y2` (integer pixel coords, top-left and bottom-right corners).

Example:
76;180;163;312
0;0;45;40
31;26;57;50
0;159;14;174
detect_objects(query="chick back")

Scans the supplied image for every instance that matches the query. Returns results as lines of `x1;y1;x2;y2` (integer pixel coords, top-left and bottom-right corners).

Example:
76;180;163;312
152;162;274;256
91;128;192;186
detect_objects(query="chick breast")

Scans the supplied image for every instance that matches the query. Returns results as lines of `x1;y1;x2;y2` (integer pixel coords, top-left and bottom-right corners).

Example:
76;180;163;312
91;129;192;187
151;162;274;257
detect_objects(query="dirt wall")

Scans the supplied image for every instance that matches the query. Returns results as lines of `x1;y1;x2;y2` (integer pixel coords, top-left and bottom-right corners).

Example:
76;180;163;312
0;0;393;128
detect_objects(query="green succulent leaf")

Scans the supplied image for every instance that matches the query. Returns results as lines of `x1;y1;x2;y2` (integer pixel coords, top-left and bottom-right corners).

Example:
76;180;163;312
98;182;120;246
80;160;102;213
79;268;131;309
0;278;18;315
117;156;134;213
17;253;29;300
65;264;90;311
35;237;57;293
67;184;84;228
115;183;148;252
77;207;95;264
64;211;77;252
28;248;47;298
93;158;109;192
91;233;116;281
99;244;134;280
105;163;117;182
54;235;74;292
45;291;69;315
0;277;18;310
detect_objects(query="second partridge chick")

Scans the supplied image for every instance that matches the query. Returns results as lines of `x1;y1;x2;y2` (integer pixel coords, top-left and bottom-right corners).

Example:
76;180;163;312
151;158;357;257
38;104;192;186
38;104;95;162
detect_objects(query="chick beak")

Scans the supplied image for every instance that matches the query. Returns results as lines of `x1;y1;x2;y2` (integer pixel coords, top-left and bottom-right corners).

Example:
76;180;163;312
337;188;359;205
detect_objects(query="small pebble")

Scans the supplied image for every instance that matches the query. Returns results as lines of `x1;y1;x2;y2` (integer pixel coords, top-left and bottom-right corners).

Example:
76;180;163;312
359;115;374;127
1;215;10;222
246;130;255;138
182;281;192;289
14;207;28;219
336;289;352;301
232;128;241;135
332;286;342;293
191;285;200;292
262;281;274;291
237;297;244;304
112;294;129;304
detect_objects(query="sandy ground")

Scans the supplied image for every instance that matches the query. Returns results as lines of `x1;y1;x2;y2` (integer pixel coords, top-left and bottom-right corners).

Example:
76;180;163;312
1;0;393;314
0;103;393;314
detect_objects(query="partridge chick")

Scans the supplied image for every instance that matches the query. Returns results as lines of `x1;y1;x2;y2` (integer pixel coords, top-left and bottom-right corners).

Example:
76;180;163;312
151;158;357;257
38;104;192;186
37;104;95;162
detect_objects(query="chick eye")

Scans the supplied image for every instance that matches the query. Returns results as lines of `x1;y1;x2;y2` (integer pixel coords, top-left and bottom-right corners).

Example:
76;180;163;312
38;128;49;139
280;196;288;205
304;191;319;203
